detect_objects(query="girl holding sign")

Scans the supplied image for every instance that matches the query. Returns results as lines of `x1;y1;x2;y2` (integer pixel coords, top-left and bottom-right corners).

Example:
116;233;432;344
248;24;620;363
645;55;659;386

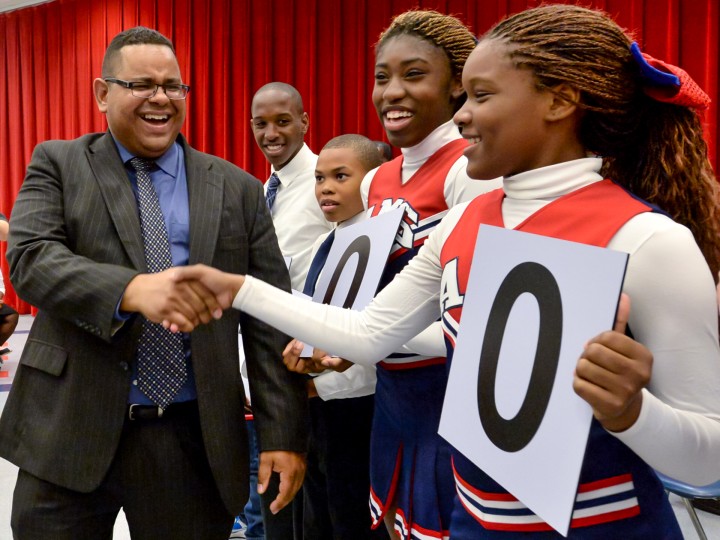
172;4;720;538
432;5;720;536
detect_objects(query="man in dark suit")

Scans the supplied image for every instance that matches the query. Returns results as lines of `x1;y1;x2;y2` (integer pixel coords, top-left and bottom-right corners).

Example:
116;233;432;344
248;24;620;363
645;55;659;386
0;26;307;540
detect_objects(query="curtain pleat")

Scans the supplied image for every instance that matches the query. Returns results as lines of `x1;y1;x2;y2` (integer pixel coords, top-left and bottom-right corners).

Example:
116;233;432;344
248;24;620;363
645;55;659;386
1;0;718;314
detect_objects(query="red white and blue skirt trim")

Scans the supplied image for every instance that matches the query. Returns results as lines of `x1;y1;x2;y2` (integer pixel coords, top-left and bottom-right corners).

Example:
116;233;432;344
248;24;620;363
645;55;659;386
368;363;455;539
453;462;639;532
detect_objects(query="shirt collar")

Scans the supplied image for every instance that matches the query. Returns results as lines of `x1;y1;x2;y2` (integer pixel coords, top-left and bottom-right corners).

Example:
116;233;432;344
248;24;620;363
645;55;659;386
335;211;366;230
401;119;462;168
114;137;182;179
271;143;317;186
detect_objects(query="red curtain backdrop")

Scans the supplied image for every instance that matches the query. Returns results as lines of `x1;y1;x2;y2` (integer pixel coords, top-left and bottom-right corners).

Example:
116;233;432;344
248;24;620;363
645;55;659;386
1;0;718;314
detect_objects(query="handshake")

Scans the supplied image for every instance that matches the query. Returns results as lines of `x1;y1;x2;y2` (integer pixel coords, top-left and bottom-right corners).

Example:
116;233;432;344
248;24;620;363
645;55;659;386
121;264;246;332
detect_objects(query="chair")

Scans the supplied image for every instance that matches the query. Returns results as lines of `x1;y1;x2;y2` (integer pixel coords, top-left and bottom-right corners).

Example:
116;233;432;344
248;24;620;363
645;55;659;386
656;471;720;540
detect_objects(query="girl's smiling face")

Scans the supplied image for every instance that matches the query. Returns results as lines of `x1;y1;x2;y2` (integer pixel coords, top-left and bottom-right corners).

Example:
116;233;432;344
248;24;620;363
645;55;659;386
454;40;583;180
373;35;463;149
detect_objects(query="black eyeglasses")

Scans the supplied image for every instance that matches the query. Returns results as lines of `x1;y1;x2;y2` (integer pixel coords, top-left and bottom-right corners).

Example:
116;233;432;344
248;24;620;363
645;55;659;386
104;78;190;100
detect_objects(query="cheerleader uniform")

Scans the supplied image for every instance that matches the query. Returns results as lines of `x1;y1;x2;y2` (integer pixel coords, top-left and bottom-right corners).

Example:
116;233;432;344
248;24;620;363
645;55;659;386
362;120;500;538
441;179;681;538
235;157;720;539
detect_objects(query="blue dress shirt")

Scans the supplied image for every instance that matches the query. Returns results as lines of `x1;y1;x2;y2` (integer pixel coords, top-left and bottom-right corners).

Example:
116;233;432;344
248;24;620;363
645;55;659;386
115;139;197;405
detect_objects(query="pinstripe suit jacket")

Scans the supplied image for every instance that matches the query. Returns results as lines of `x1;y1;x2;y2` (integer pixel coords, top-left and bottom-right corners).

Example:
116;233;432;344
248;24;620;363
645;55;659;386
0;132;308;513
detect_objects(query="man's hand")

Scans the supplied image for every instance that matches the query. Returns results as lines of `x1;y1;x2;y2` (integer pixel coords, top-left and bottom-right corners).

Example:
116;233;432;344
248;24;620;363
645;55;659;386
257;450;306;514
171;264;245;306
157;264;246;331
573;293;651;432
121;267;224;332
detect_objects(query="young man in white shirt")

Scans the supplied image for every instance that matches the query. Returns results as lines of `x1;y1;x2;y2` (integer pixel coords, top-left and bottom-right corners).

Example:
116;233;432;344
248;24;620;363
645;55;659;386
233;82;331;540
292;134;387;539
250;82;332;291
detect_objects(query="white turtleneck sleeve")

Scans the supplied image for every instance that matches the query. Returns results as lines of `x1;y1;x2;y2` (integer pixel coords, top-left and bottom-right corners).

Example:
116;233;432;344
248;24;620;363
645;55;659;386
237;157;720;485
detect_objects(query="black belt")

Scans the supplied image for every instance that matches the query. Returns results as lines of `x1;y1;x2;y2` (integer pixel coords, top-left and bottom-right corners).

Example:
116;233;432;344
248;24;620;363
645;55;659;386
127;400;198;421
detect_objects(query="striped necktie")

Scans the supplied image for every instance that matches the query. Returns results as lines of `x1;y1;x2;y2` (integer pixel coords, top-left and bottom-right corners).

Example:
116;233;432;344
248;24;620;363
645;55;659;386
302;230;336;297
131;157;186;409
265;172;281;211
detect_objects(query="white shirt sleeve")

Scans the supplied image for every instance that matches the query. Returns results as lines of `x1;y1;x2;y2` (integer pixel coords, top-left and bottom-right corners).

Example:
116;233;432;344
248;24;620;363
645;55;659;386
313;364;377;400
608;214;720;485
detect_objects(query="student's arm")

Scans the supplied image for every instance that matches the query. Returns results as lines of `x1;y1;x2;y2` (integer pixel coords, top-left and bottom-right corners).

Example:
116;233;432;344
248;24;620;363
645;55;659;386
396;321;446;357
312;364;377;400
602;215;720;485
234;232;443;364
283;321;446;375
173;209;455;366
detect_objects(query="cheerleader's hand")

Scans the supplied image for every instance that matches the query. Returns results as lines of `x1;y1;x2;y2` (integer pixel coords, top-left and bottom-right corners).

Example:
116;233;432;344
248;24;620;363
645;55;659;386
572;293;652;432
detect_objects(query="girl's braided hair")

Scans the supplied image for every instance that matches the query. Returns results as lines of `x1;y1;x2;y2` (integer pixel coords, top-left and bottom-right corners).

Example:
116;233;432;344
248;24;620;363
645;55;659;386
486;4;720;280
377;10;477;112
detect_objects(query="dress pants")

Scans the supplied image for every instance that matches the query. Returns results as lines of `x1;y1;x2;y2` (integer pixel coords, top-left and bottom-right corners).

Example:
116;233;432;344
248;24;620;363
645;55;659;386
303;395;390;540
241;419;265;539
11;401;234;540
259;474;302;539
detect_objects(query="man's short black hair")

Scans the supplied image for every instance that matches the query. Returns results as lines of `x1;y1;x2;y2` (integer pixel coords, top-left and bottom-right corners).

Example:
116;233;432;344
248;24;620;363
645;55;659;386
102;26;175;77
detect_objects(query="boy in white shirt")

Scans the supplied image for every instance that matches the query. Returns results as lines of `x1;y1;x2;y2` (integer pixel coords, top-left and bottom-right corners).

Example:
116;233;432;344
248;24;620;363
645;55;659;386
293;134;388;539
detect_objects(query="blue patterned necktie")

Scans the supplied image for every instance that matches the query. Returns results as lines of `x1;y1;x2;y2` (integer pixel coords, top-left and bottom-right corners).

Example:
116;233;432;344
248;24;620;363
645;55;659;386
302;230;336;297
265;172;281;211
131;157;186;410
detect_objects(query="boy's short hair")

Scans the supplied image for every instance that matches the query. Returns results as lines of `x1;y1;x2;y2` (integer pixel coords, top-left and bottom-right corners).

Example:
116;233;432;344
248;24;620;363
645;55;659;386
373;140;393;163
252;82;305;114
322;134;384;172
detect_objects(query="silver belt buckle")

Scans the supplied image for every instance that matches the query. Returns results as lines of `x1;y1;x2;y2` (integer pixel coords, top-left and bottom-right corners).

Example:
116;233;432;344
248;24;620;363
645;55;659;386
128;404;139;421
128;404;164;420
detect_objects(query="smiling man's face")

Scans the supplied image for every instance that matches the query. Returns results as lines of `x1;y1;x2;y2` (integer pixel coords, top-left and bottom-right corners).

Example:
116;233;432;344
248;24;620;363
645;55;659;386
94;44;186;158
250;88;308;170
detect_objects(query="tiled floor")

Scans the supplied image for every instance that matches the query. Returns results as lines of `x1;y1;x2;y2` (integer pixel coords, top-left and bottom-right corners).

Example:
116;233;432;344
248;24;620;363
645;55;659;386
1;315;719;539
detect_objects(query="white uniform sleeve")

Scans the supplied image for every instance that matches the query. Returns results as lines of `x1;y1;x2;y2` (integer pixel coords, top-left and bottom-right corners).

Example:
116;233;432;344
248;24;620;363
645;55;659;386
609;215;720;485
443;156;503;206
234;209;455;365
361;167;378;211
396;321;446;357
313;365;377;400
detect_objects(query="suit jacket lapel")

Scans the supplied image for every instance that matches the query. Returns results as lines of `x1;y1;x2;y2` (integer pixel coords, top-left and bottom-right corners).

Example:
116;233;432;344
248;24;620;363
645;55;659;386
183;139;223;265
86;133;147;271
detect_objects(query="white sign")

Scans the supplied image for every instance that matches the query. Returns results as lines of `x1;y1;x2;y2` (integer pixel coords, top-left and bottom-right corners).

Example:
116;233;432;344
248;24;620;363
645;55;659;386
439;225;628;536
313;208;404;309
300;207;405;357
